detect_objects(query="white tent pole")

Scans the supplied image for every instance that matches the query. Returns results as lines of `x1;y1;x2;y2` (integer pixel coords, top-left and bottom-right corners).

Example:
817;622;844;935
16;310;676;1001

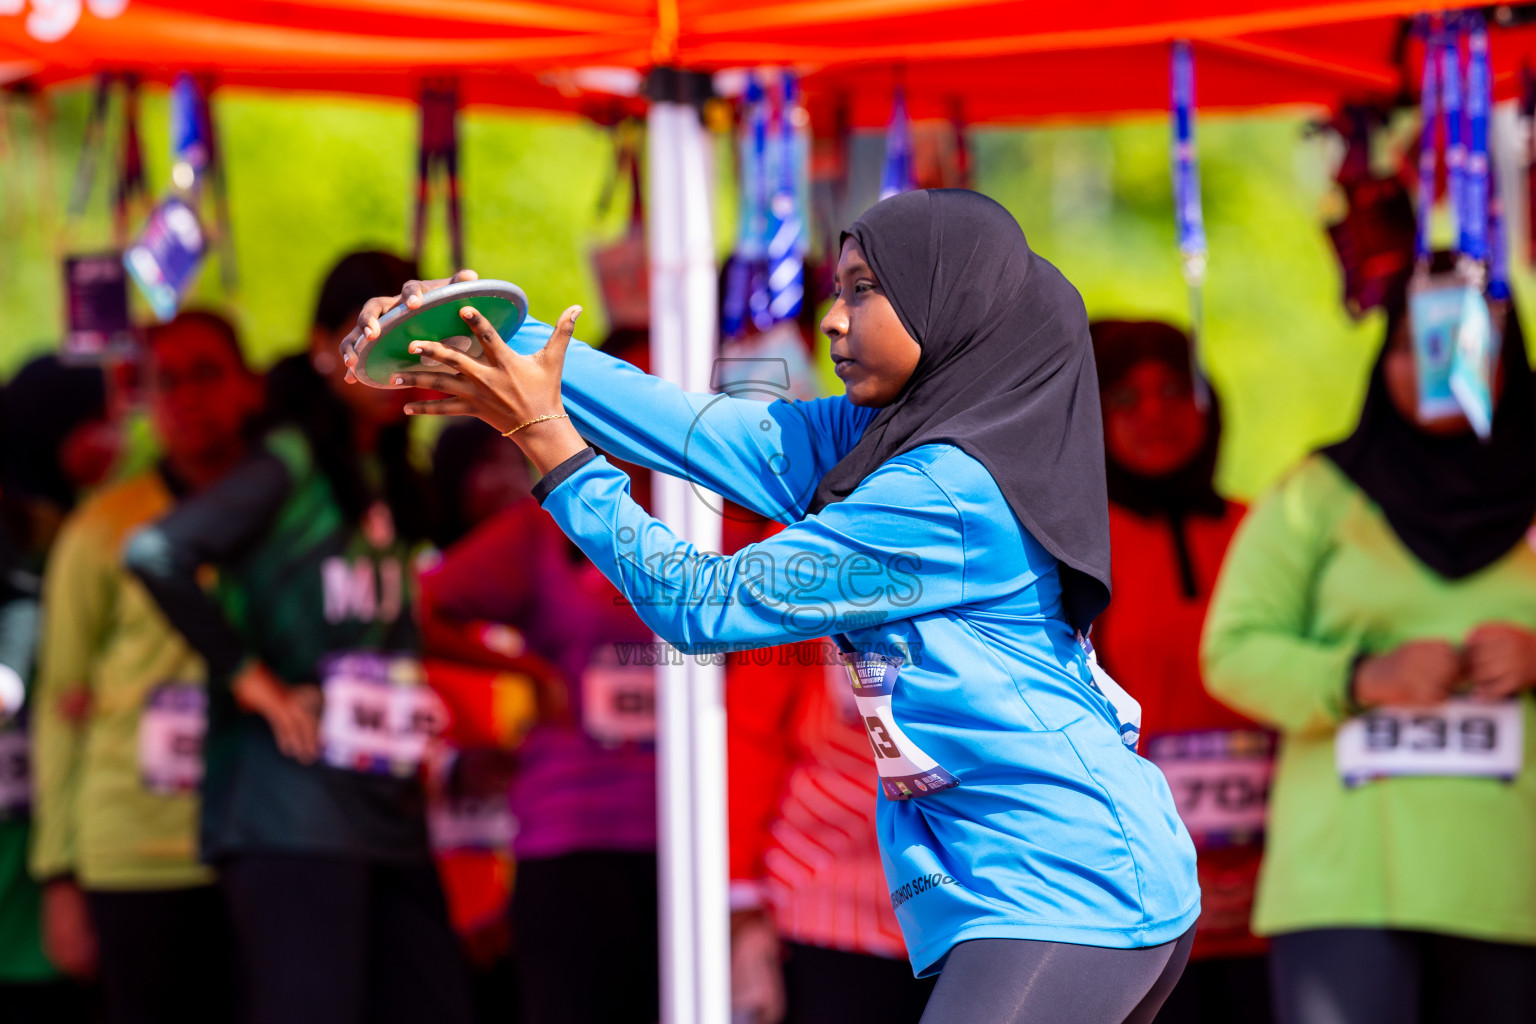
678;88;730;1024
648;72;729;1024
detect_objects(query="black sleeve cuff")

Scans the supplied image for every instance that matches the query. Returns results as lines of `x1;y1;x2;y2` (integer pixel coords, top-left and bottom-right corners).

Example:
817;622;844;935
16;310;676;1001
532;447;598;506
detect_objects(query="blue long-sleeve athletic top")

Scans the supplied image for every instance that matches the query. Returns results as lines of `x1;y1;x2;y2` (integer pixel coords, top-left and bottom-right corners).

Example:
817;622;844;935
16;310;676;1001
509;317;1201;975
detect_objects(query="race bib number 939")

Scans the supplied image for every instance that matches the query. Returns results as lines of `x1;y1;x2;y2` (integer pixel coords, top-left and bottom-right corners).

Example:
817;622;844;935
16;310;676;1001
1335;698;1522;786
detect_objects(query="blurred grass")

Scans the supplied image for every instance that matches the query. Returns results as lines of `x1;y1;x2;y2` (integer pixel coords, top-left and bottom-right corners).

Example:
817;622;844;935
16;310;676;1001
2;87;1523;499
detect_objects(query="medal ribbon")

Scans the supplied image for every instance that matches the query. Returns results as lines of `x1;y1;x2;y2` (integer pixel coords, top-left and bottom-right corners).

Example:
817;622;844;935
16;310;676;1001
766;73;806;322
1170;41;1210;407
879;86;914;201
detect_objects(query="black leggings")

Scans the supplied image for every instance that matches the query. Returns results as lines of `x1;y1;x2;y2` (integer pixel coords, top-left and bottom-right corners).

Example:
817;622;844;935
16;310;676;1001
88;885;235;1024
220;853;475;1024
919;927;1195;1024
1270;928;1536;1024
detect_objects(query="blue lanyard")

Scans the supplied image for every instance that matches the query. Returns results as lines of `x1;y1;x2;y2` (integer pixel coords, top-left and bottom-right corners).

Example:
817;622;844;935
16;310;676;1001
1170;41;1211;409
1170;41;1207;284
170;73;210;190
746;75;773;330
1415;13;1504;283
1440;24;1466;253
1489;158;1510;300
880;87;914;200
766;73;805;322
1461;11;1491;263
739;75;769;261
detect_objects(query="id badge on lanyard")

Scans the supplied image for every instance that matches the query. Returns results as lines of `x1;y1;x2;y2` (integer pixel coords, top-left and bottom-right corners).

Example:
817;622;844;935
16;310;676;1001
1335;697;1523;786
1406;14;1500;438
1408;266;1498;434
319;652;447;778
834;636;957;800
581;646;657;746
138;681;207;794
1144;729;1274;848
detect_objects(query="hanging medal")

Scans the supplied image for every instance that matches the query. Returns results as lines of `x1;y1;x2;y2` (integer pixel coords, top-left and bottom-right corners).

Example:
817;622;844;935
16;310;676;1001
1449;11;1497;438
61;74;135;362
1406;13;1500;438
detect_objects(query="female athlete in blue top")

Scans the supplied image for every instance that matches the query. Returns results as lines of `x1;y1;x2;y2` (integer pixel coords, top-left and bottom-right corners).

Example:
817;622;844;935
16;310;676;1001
343;189;1200;1024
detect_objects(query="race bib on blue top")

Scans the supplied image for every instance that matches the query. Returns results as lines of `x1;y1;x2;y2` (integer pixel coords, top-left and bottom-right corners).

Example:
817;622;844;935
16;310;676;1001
841;649;958;800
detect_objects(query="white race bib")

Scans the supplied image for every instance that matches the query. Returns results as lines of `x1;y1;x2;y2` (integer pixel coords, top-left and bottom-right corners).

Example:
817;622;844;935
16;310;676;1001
429;791;517;853
0;727;27;815
582;651;657;745
1335;698;1523;786
1145;729;1274;847
319;653;447;777
138;682;206;794
842;648;957;800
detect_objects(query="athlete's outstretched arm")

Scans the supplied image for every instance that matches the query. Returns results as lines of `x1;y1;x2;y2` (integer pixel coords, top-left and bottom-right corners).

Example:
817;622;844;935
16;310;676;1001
530;446;1010;652
505;316;875;524
342;272;875;524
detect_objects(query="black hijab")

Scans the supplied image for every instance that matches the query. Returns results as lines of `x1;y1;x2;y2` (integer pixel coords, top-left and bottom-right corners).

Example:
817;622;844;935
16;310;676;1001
1322;276;1536;580
1091;321;1224;599
808;189;1111;630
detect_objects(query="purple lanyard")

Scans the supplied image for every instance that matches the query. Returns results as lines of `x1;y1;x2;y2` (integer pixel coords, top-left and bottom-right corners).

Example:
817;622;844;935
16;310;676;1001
1461;11;1491;264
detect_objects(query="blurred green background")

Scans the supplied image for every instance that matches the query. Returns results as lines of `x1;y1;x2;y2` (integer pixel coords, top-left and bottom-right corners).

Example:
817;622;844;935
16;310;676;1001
0;85;1515;499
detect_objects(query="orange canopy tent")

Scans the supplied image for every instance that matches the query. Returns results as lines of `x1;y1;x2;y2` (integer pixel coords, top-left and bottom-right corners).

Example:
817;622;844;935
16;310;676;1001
0;0;1526;122
2;6;1520;1024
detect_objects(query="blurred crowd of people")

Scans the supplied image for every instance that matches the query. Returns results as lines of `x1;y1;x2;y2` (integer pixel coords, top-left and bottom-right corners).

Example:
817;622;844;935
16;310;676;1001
0;245;1531;1024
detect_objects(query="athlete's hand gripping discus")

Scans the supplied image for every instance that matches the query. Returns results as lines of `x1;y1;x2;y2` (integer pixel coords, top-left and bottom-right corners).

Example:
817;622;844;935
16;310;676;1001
348;278;528;389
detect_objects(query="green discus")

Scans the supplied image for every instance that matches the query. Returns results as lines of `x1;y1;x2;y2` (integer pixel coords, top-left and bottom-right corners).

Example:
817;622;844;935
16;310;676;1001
351;279;529;389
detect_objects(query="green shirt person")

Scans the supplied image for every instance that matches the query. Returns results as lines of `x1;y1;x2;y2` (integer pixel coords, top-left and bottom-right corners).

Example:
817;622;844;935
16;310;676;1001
1203;263;1536;1024
36;312;260;1022
0;355;116;1020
